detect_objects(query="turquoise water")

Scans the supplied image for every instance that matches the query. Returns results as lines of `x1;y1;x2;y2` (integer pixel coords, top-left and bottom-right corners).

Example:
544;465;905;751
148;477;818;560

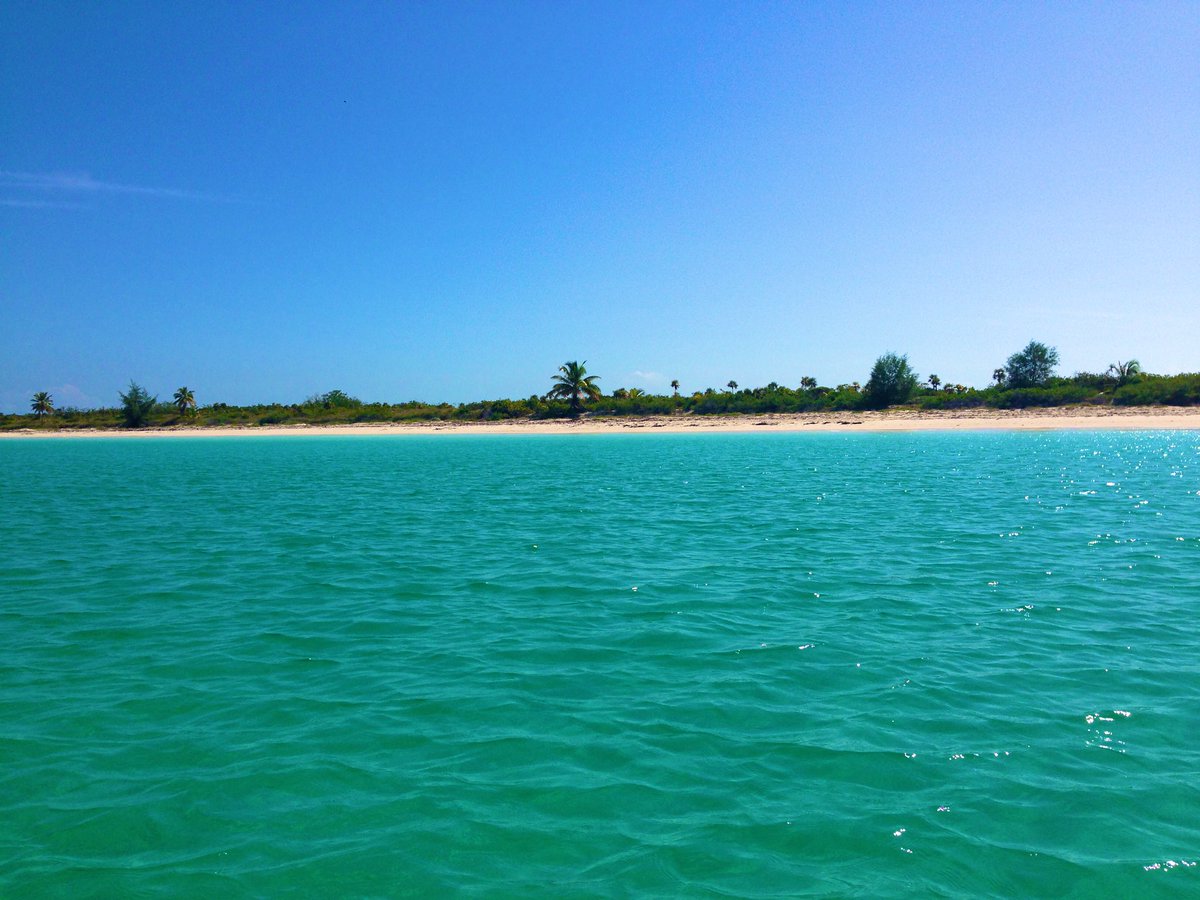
2;431;1198;897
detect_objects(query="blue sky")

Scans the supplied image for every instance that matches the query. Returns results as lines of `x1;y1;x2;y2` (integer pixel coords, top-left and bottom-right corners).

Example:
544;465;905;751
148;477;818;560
2;0;1197;412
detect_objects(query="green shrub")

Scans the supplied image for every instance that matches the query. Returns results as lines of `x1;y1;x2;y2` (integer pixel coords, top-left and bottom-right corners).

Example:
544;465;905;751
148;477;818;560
1070;371;1118;391
918;392;986;410
1113;374;1200;406
989;385;1091;408
321;390;361;408
531;401;573;419
863;353;918;409
119;382;157;428
1003;341;1059;388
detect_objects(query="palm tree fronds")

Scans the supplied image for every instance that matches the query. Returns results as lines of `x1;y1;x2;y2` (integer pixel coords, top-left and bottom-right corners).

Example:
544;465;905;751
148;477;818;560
548;360;601;414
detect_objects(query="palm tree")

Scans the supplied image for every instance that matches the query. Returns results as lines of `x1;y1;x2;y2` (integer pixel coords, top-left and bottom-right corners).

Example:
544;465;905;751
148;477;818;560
927;374;941;392
993;368;1007;386
800;376;817;391
670;379;680;396
173;386;196;416
727;380;738;392
1108;359;1141;386
31;392;54;418
548;360;602;416
31;391;54;417
627;388;645;400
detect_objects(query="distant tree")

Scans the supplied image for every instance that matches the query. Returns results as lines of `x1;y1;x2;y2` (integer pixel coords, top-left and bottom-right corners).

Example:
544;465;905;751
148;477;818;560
548;360;602;415
863;352;919;409
173;386;196;415
670;379;680;396
993;368;1007;386
627;388;646;399
1004;341;1059;388
611;387;629;399
727;380;738;392
31;391;54;418
799;376;817;390
927;374;941;392
321;389;361;408
1108;359;1142;386
851;382;861;393
119;381;157;428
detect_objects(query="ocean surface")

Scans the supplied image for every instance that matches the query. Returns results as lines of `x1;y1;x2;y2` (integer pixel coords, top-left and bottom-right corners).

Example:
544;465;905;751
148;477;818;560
2;431;1198;898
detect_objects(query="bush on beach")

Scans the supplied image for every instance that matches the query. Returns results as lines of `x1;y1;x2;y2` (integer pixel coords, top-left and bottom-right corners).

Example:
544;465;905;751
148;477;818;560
1112;373;1200;406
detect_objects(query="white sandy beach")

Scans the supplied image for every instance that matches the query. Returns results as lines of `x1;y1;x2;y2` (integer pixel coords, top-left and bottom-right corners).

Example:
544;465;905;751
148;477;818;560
3;407;1199;438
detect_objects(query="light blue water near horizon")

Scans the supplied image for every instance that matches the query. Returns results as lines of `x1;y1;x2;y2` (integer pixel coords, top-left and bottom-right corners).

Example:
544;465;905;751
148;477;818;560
2;431;1198;897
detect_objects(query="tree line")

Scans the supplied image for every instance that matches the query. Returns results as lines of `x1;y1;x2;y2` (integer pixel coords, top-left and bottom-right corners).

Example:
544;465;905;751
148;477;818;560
9;342;1199;430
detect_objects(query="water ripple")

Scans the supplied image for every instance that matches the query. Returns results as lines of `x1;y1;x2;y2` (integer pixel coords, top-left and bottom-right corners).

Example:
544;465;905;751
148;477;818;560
2;431;1198;896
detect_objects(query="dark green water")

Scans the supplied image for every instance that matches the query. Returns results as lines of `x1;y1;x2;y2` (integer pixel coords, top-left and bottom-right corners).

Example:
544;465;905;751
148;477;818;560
2;431;1198;897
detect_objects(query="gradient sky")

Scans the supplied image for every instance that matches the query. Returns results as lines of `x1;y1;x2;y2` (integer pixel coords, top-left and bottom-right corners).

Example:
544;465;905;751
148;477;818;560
3;1;1197;412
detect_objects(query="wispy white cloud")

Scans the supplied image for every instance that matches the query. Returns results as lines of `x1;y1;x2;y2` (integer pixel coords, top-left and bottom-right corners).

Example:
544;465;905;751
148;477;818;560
1;170;223;202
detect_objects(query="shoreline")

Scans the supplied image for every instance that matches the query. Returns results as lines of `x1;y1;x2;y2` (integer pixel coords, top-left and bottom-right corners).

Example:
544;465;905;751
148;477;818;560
3;406;1199;438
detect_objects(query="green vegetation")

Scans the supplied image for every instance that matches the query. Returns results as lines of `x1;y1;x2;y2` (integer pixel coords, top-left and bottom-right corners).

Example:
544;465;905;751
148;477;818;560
1112;372;1200;406
173;386;196;416
1003;341;1059;388
31;392;54;418
1109;359;1141;386
863;353;919;409
314;389;360;409
119;382;157;428
4;348;1198;432
547;361;602;416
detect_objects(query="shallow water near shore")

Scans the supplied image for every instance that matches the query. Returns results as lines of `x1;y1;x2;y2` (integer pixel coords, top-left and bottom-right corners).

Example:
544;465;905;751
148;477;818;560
2;431;1198;897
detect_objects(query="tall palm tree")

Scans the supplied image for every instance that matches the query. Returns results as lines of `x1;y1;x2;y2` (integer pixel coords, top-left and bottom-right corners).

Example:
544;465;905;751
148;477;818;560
548;360;602;415
173;386;196;416
799;376;817;391
727;380;738;392
993;368;1007;386
670;380;680;396
31;391;54;418
927;374;941;391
